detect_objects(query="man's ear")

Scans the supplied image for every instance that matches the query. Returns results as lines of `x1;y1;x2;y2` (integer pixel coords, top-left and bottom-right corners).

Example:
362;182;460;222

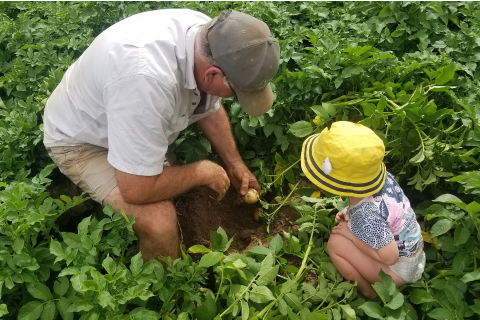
203;66;224;86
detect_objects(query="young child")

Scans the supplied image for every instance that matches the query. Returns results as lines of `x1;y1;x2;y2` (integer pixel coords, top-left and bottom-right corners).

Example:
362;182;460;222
301;121;425;299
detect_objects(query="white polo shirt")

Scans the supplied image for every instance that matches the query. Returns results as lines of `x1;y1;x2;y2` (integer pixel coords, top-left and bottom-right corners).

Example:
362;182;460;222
43;9;220;176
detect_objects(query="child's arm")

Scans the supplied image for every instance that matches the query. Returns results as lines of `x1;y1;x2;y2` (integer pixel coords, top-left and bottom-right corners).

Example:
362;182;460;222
332;222;399;265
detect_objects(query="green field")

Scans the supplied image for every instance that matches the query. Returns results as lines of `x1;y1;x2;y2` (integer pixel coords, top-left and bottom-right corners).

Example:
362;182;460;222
1;2;480;319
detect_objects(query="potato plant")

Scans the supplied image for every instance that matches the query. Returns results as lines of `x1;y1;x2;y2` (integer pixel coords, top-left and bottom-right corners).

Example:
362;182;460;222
0;1;480;320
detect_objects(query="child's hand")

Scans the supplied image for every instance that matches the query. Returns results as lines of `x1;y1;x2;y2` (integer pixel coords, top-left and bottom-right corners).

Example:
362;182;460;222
332;221;355;241
335;207;347;222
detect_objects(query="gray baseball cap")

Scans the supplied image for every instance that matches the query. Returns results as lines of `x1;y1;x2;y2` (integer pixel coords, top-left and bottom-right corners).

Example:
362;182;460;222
208;10;280;116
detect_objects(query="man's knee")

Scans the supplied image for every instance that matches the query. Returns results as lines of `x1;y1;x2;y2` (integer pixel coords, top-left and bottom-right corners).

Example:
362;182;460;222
133;200;178;235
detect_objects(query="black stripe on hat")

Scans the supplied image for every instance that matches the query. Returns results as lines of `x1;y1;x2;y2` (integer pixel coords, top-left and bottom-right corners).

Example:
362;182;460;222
304;135;386;195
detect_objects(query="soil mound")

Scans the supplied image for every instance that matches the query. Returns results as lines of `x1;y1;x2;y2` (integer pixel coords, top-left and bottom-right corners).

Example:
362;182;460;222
175;186;298;254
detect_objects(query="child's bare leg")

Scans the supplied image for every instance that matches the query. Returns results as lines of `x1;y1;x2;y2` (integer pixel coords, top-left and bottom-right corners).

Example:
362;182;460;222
327;234;405;299
329;250;377;298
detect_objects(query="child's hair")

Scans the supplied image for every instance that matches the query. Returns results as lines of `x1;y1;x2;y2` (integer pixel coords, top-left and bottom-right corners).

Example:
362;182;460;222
301;121;386;197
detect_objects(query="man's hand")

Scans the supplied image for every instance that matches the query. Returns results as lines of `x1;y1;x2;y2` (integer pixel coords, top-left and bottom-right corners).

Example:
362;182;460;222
198;161;230;201
226;162;261;203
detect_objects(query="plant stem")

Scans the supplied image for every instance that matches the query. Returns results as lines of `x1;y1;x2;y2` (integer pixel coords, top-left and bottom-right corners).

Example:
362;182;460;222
267;159;300;190
267;180;302;234
294;214;316;283
318;296;347;313
215;266;225;302
219;273;258;318
314;278;339;312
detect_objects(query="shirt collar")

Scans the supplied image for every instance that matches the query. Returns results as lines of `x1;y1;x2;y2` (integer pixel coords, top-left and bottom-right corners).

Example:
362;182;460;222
184;24;202;90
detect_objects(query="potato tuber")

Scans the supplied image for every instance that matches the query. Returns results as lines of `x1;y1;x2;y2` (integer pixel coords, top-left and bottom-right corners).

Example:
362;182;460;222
252;208;263;222
292;225;299;236
243;188;259;204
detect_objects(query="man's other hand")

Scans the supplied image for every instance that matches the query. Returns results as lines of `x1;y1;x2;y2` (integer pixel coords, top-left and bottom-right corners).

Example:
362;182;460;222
226;162;261;203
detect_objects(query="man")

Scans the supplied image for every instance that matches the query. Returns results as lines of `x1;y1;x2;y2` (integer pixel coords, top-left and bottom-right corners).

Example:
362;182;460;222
43;9;280;261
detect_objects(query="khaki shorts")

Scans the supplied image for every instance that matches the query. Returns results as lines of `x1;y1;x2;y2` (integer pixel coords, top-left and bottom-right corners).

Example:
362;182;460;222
46;144;175;204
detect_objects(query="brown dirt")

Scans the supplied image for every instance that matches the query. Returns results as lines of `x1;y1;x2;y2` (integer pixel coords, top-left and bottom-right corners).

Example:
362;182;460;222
175;186;299;254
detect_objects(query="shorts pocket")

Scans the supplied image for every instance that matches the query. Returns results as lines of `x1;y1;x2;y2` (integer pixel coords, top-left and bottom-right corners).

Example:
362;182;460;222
64;146;84;162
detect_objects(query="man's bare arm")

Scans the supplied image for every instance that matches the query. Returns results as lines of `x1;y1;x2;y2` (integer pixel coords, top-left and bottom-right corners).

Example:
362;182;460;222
197;105;260;195
116;160;229;204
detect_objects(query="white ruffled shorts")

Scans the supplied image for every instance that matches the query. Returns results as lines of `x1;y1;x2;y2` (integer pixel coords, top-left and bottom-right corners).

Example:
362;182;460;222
389;241;426;283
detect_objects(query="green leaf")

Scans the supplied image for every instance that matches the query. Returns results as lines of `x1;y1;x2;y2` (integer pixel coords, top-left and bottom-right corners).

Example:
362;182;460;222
372;283;390;302
53;277;69;297
278;298;288;315
433;194;464;206
130;252;143;277
0;304;7;317
77;216;91;237
386;291;404;310
460;268;480;283
56;298;73;320
103;204;114;217
435;64;455;85
129;308;160;320
18;301;43;320
308;313;329;320
67;300;94;312
249;286;275;303
27;283;53;301
98;291;114;309
248;246;272;256
188;245;211;253
454;226;470;246
284;292;302;312
378;270;396;296
177;313;189;320
430;219;454;238
453;251;470;276
289;121;313;138
465;201;480;215
362;103;376;116
102;255;117;275
268;234;283;254
256;265;279;286
287;306;301;320
339;304;356;319
342;66;364;77
41;301;56;320
264;123;275;137
409;289;436;304
377;95;387;112
409;148;425;164
13;238;24;254
259;253;274;271
427;308;453;319
241;300;249;320
470;299;480;315
211;227;229;252
359;302;384;319
199;252;224;268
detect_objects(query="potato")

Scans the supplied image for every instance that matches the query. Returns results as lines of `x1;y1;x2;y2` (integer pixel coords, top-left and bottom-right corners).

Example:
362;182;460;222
252;208;263;222
243;188;259;204
292;225;300;236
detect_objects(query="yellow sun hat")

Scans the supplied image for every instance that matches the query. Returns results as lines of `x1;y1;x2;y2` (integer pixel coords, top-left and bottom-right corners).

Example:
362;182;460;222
301;121;386;197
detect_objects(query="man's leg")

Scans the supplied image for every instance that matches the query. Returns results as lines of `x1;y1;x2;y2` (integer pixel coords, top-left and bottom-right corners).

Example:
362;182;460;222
327;234;405;299
103;187;180;261
46;144;180;261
